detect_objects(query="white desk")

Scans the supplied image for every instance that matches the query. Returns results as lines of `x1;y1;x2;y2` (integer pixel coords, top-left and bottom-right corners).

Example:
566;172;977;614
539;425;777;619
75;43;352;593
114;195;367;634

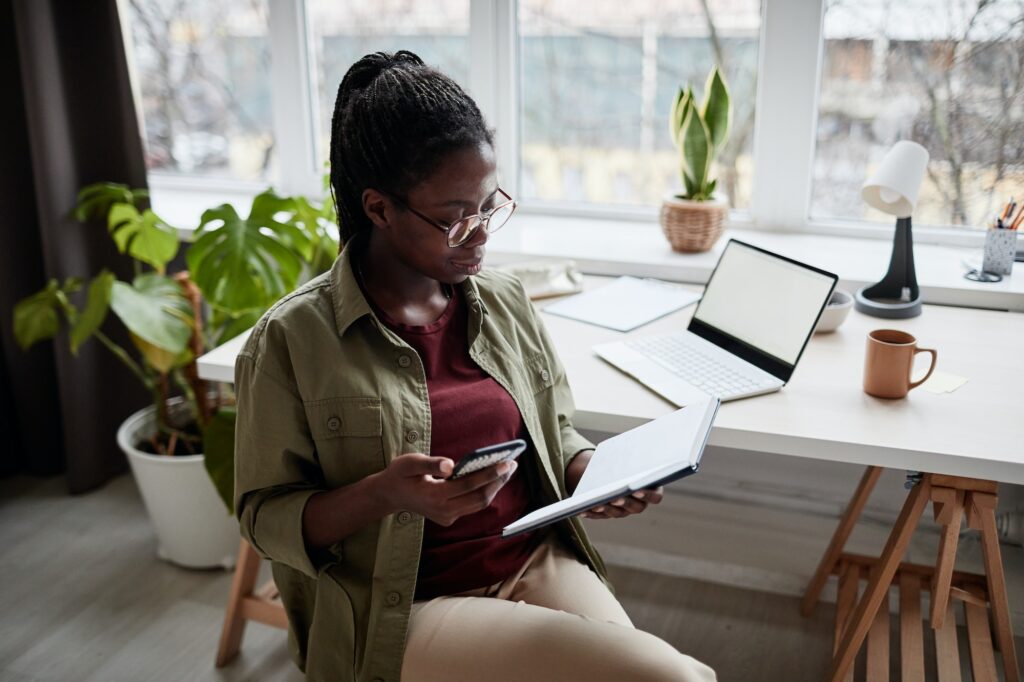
198;276;1024;679
198;276;1024;484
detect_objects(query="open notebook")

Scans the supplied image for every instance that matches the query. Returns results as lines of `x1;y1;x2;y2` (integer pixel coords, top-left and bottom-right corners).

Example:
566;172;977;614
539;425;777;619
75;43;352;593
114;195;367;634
502;393;720;537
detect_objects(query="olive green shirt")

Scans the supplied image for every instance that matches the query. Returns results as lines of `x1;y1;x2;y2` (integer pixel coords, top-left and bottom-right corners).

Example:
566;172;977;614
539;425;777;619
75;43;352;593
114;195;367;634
233;241;610;682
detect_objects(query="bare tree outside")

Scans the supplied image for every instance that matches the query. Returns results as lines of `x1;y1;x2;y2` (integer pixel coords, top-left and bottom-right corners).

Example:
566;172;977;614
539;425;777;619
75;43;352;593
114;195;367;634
813;0;1024;228
519;0;761;209
125;0;275;181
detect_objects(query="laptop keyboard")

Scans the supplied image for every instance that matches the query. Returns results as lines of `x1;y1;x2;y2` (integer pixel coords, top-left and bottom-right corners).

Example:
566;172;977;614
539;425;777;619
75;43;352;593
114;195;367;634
624;335;778;398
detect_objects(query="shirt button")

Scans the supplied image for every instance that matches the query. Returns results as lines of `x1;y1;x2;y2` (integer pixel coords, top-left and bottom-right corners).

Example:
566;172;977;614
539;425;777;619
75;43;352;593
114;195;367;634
540;368;551;382
397;511;412;524
327;416;341;431
385;591;401;606
405;430;419;444
397;354;411;368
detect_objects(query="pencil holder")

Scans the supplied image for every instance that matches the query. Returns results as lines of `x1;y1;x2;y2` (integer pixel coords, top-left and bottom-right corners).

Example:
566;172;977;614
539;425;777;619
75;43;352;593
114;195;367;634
982;229;1016;275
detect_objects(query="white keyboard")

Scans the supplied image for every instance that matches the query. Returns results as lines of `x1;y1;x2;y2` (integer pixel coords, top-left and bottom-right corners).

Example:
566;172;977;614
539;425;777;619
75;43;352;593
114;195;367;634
624;334;779;399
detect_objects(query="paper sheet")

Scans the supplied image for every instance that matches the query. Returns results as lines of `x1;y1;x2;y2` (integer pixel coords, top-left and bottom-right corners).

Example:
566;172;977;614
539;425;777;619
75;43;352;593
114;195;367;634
542;276;701;332
920;371;969;394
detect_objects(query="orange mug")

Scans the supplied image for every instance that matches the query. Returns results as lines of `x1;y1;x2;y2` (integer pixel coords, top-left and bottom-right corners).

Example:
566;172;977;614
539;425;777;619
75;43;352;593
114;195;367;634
863;329;938;399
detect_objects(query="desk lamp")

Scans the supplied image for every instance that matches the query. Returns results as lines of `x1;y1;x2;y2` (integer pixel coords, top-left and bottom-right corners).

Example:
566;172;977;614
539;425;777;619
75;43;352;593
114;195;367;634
855;140;930;319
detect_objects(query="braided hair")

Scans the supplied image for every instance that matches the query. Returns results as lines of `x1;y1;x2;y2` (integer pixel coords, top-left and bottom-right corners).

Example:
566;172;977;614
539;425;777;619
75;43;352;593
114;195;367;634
329;51;494;249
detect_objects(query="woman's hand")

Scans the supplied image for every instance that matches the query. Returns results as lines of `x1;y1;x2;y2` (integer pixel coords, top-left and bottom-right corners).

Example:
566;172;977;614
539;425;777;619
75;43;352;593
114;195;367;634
565;449;664;520
377;452;517;527
580;487;664;519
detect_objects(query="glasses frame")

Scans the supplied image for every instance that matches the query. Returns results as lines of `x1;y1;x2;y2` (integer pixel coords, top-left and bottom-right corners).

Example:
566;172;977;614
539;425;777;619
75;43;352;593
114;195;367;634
385;187;517;248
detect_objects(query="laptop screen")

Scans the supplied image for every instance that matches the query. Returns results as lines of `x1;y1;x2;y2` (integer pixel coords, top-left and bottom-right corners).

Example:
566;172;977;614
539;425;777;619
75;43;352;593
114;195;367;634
690;240;837;379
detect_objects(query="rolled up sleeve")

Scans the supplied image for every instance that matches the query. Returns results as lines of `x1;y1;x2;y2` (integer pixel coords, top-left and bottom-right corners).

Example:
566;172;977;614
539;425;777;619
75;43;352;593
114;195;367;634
233;334;329;580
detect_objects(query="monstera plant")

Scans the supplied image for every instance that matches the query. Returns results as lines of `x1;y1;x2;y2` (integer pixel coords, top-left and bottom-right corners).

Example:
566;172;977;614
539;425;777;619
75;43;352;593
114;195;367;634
13;181;338;566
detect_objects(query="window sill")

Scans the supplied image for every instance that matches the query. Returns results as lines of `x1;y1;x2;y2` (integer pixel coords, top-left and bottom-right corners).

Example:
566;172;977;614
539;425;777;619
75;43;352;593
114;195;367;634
487;214;1024;313
149;182;1023;312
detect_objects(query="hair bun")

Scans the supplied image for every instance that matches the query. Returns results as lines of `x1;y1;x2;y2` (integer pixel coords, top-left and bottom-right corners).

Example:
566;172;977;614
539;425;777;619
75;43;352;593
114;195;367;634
340;51;424;96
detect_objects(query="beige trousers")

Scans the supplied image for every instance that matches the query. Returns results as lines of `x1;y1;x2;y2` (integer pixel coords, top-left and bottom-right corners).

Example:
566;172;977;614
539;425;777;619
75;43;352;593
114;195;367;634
402;531;716;682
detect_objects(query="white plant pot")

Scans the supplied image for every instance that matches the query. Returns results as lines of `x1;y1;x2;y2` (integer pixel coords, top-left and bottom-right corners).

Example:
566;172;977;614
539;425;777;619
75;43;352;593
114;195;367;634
117;400;238;569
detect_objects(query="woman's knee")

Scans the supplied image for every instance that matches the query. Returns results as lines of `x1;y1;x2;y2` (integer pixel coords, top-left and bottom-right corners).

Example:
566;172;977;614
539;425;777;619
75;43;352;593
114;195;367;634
614;631;717;682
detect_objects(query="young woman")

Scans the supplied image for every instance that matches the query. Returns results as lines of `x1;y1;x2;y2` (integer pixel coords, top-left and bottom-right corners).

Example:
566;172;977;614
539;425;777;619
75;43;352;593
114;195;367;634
234;50;715;682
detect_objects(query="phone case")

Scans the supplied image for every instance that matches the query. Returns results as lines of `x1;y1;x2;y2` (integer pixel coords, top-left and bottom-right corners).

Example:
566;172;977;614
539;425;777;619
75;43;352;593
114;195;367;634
450;439;528;479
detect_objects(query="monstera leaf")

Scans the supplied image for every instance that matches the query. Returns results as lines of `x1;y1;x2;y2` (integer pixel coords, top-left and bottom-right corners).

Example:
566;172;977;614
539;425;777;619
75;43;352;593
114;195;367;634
187;190;307;316
69;271;115;354
73;182;148;222
13;280;64;351
203;407;237;513
107;204;180;274
110;274;193;373
292;195;340;275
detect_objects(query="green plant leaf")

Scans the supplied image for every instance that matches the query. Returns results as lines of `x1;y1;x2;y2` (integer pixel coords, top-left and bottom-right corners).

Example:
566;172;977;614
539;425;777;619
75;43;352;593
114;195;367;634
13;280;62;350
682;170;698;200
701;66;732;152
680;104;712;192
203;407;237;513
669;87;689;148
187;190;305;316
70;271;114;354
292;196;340;274
74;182;148;222
107;203;180;273
110;274;193;372
212;309;265;348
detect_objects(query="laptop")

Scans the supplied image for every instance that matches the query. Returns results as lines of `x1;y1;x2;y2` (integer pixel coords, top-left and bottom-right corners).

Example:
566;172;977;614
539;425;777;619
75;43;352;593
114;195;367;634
593;239;838;404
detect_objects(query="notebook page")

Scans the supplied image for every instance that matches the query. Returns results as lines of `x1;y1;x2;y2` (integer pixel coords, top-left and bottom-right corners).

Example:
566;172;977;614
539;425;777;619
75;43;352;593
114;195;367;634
573;398;713;497
543;276;700;332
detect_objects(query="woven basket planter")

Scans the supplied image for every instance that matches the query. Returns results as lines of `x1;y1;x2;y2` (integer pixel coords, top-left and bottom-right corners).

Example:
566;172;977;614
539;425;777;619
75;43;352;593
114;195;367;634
659;195;728;253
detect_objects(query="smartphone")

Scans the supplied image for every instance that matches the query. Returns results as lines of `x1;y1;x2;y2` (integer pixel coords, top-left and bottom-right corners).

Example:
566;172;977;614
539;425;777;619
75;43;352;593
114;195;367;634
449;438;528;479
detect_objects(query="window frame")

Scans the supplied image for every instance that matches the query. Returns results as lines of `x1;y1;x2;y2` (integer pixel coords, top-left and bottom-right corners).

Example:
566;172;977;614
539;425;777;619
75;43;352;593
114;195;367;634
133;0;991;247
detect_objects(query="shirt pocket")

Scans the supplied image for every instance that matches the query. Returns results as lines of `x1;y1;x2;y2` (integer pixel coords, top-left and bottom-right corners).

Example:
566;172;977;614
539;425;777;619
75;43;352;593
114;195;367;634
304;397;385;487
524;352;555;395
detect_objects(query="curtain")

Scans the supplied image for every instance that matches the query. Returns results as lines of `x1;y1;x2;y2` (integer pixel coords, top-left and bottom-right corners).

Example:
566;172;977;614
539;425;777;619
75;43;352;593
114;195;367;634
1;0;150;492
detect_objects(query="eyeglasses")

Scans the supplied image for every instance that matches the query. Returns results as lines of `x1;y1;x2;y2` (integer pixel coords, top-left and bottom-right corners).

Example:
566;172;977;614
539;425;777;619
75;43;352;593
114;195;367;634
386;188;517;248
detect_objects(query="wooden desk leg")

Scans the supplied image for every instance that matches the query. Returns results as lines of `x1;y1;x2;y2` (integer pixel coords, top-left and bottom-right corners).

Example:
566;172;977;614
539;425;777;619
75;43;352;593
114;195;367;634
216;538;262;667
969;492;1021;682
828;475;931;682
930;488;965;629
802;466;883;617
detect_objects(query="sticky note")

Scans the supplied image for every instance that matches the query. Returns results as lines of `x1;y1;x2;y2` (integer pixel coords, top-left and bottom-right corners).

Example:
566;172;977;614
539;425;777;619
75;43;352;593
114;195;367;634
920;371;969;394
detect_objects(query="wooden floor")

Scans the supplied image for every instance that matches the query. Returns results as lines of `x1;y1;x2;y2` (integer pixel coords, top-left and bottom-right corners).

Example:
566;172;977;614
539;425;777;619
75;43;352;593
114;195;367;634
0;473;1019;681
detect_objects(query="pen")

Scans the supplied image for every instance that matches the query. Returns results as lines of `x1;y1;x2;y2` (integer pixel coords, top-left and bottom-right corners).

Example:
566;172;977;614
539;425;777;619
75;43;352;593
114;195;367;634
1001;198;1015;221
1011;206;1024;230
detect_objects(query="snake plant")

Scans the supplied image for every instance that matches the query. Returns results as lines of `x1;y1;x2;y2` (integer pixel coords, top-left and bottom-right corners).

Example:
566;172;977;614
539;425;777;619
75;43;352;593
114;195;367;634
669;66;732;202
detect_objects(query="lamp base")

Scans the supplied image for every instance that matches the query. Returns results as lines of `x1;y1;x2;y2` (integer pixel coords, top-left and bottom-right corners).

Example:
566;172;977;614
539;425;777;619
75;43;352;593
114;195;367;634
854;286;923;318
854;215;922;319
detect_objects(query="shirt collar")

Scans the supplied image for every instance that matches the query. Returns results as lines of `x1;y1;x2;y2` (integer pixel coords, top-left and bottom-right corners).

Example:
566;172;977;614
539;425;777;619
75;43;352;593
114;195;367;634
329;237;488;339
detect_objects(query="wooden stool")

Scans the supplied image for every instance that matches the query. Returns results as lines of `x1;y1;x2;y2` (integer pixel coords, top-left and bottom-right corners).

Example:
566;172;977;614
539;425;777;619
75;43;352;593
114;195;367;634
215;538;288;667
802;467;1020;682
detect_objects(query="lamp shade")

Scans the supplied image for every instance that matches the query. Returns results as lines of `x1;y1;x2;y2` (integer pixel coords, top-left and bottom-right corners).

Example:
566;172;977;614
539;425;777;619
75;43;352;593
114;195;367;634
861;140;930;218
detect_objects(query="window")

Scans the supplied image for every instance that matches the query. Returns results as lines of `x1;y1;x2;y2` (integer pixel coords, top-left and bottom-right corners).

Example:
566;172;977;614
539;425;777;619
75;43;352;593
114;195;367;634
124;0;1022;242
306;0;471;169
811;0;1024;229
124;0;275;182
519;0;761;209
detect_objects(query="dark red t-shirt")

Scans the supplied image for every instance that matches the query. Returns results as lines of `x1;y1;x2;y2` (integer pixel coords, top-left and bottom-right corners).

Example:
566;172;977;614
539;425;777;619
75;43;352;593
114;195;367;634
369;285;539;600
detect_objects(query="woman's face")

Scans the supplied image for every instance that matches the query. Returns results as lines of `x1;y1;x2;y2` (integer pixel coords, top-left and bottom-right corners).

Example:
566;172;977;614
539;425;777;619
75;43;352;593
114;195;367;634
375;141;499;285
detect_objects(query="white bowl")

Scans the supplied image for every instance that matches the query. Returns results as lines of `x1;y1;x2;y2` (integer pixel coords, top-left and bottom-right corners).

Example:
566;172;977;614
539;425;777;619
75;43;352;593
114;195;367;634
814;289;853;334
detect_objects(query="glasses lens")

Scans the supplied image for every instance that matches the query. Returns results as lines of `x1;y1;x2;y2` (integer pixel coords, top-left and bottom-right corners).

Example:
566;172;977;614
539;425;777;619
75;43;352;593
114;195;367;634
487;202;515;234
448;216;481;247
